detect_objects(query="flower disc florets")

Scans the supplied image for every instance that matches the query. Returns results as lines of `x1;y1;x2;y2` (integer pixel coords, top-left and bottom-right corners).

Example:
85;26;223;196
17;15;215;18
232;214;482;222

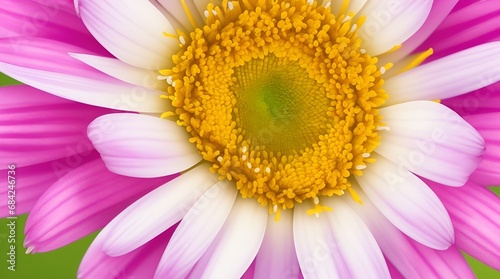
161;0;388;215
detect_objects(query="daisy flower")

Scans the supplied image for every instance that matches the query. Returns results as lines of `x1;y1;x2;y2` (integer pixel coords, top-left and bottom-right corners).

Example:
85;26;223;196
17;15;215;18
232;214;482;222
1;0;500;278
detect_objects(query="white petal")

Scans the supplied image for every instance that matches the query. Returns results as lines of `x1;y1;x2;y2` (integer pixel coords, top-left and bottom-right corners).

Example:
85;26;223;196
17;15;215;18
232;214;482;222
378;101;484;186
77;0;177;69
154;180;237;279
70;53;166;90
355;155;454;250
357;0;432;55
385;42;500;105
322;198;390;279
101;164;218;256
88;113;202;178
189;197;268;279
293;203;342;279
254;210;300;279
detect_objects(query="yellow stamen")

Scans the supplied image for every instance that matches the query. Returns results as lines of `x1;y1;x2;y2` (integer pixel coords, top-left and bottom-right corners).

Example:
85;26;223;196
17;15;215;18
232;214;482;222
162;0;387;213
399;48;434;74
180;0;198;28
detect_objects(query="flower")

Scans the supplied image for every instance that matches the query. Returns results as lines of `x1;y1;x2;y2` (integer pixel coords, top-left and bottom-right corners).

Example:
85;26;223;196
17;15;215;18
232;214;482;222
1;0;500;278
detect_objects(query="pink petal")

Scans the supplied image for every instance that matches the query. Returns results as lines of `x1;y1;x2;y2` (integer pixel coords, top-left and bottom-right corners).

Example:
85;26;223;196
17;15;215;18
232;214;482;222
345;193;475;278
0;85;111;168
385;42;500;105
378;101;484;186
442;81;500;116
76;0;177;69
154;181;237;279
188;197;268;278
417;0;500;62
88;113;201;178
24;159;175;252
463;113;500;186
0;0;106;54
100;164;218;257
0;151;99;217
428;180;500;270
78;223;177;279
355;155;454;250
0;37;168;112
254;209;300;279
293;202;343;278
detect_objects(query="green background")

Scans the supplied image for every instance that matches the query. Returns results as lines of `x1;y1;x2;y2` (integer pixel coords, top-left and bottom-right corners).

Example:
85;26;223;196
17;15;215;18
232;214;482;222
0;74;499;278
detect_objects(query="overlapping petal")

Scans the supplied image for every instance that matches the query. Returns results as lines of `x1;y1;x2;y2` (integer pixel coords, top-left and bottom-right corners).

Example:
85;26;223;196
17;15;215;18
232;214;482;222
88;113;201;178
385;42;500;105
76;0;178;69
100;164;218;257
377;101;484;186
24;159;174;252
345;190;475;278
357;0;432;56
429;180;500;270
355;156;454;250
188;197;267;278
0;85;111;168
0;38;169;112
154;181;237;278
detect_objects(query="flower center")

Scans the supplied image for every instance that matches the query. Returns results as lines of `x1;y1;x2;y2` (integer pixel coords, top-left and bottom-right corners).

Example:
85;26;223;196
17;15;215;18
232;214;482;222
161;0;388;216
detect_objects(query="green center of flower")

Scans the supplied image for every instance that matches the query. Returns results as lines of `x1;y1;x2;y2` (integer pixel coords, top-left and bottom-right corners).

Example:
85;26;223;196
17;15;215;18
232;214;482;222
160;0;388;217
233;55;328;153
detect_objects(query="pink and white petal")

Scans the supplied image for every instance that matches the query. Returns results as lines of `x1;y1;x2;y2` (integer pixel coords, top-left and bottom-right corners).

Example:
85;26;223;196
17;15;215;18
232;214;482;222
355;155;454;250
357;0;432;56
323;198;390;278
76;0;177;69
100;164;218;256
88;113;201;178
70;53;166;90
188;197;268;278
293;202;342;279
154;180;237;279
417;0;500;62
345;189;475;278
240;260;256;279
24;159;175;253
0;0;106;54
0;38;169;112
78;223;177;279
377;101;484;186
428;180;500;270
0;85;112;168
463;113;500;186
0;151;100;217
254;209;300;279
384;42;500;105
442;82;500;116
386;260;405;279
150;0;204;30
379;0;459;63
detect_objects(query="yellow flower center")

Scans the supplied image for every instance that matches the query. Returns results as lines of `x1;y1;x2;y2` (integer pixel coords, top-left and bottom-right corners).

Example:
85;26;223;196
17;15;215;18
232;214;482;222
161;0;388;217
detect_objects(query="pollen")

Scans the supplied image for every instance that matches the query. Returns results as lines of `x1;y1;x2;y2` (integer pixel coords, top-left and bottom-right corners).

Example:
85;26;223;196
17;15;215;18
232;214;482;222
161;0;387;214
